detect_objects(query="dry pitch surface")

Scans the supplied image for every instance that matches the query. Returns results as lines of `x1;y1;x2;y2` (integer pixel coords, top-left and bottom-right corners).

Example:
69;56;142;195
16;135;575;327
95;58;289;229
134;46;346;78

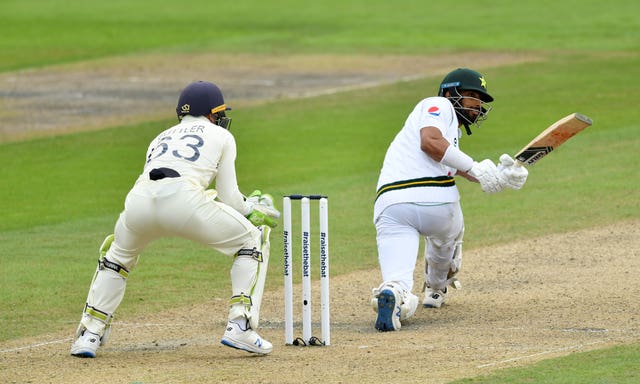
1;53;638;384
2;221;638;384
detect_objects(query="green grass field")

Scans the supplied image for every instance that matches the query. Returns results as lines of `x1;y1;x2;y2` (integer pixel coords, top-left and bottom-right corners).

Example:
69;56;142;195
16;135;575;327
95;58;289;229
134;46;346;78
2;0;638;71
1;1;639;382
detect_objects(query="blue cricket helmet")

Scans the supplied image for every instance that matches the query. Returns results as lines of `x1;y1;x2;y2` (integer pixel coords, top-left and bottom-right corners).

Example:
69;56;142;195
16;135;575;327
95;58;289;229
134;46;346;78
176;81;231;120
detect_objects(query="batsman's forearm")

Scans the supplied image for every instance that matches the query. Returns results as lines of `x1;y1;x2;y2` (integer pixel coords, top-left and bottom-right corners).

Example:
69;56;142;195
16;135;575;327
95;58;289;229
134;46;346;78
457;171;478;183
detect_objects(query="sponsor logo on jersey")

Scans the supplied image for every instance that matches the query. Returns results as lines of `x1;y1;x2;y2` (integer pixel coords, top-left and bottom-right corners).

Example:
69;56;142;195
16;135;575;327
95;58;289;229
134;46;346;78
428;106;440;116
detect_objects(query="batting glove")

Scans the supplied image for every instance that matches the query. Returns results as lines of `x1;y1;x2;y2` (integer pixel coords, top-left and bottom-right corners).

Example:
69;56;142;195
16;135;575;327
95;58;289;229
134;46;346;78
468;159;504;194
497;154;528;190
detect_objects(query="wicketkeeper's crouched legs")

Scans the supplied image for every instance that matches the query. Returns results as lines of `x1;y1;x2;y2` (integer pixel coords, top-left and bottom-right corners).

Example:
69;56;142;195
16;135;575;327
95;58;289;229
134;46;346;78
71;231;143;357
221;225;273;354
228;225;267;328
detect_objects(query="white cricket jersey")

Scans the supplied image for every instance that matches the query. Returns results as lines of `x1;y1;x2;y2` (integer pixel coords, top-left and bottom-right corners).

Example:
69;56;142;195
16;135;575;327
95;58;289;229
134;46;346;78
374;96;462;221
137;115;249;215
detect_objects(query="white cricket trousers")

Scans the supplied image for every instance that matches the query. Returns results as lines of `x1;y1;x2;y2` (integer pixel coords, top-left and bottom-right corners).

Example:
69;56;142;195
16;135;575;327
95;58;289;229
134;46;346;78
110;177;259;267
82;177;261;335
375;202;463;292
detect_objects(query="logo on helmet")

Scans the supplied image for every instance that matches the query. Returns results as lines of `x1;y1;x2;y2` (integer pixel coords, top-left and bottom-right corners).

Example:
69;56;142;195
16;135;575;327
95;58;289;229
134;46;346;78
440;81;461;90
180;104;190;114
479;76;487;89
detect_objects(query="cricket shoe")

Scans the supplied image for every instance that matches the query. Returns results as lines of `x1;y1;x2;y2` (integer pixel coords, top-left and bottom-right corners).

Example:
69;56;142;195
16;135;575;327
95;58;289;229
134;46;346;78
423;286;447;308
373;286;402;332
221;321;273;354
70;329;101;358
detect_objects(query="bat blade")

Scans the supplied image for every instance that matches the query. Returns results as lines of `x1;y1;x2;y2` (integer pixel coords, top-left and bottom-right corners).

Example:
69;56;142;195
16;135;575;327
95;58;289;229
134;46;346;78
515;113;592;166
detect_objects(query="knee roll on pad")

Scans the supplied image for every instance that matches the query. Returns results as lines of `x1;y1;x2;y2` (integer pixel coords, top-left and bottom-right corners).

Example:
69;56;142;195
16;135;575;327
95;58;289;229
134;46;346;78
99;234;114;258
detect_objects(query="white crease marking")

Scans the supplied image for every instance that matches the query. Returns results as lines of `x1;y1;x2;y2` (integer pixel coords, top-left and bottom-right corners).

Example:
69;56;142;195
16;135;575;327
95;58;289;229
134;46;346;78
476;341;606;368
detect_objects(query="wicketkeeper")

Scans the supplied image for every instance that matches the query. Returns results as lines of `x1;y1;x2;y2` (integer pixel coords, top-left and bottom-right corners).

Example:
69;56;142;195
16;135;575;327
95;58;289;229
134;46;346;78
371;68;528;331
70;81;280;356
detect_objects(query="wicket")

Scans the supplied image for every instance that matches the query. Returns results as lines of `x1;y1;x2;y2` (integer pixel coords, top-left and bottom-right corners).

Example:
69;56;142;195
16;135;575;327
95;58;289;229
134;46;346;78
283;194;330;346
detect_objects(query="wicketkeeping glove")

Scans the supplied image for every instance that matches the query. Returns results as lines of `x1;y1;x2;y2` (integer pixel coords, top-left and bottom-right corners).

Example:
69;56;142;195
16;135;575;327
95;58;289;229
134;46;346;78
245;190;281;228
497;154;528;190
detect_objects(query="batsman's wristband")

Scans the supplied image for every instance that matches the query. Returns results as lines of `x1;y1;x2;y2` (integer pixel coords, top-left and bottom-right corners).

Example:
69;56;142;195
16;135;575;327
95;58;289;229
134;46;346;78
440;145;474;172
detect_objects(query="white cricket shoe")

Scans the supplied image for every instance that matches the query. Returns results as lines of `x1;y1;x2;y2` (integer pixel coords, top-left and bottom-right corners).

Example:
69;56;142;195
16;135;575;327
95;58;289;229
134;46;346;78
401;290;419;319
221;321;273;354
373;285;402;332
423;286;447;308
70;329;101;358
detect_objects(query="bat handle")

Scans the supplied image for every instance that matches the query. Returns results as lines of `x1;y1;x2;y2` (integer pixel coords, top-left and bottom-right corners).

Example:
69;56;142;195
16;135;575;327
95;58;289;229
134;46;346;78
507;154;526;168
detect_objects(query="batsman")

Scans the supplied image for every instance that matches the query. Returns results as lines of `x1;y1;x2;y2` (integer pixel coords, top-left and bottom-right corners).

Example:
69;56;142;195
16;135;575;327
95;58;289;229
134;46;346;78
70;81;280;356
371;68;529;331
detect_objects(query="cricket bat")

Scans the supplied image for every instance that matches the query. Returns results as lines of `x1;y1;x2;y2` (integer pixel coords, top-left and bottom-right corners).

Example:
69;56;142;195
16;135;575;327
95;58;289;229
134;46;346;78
514;113;593;166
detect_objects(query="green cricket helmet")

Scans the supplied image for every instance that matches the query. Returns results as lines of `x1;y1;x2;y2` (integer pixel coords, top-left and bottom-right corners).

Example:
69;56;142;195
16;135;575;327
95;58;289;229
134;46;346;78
438;68;493;102
438;68;494;135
